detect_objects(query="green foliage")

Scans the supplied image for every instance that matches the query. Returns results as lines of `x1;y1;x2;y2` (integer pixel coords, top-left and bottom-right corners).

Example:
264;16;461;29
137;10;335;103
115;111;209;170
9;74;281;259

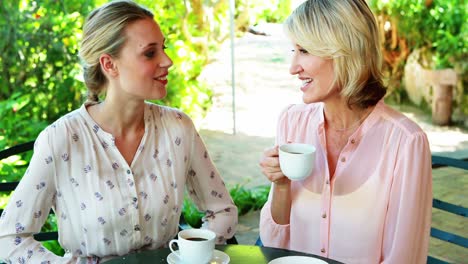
235;0;291;30
229;184;270;215
369;0;467;70
257;0;292;23
42;240;65;257
183;184;270;228
0;0;90;154
182;196;205;228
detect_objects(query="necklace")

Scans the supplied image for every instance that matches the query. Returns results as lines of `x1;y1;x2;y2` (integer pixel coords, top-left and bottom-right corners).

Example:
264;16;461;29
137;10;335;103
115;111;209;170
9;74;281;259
328;108;371;132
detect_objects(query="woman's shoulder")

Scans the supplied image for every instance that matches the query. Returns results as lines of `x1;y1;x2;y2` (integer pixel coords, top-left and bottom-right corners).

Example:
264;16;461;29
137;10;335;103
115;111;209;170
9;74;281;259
33;107;84;151
279;103;323;120
145;102;194;126
43;107;83;133
376;102;425;136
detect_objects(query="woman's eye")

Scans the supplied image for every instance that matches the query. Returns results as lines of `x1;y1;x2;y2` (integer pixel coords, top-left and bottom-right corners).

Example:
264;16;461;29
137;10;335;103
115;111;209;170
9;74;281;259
291;49;308;54
145;51;155;58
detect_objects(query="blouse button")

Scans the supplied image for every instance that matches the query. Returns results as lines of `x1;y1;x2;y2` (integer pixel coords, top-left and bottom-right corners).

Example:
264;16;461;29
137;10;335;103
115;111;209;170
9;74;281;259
325;180;330;185
132;197;138;202
321;248;326;253
341;157;346;162
134;225;140;231
322;213;327;219
127;169;131;174
350;139;356;144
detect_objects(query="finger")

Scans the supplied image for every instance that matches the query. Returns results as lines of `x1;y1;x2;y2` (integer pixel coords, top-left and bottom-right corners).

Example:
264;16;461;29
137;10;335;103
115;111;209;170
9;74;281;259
259;156;280;169
262;164;282;174
266;171;286;182
263;145;279;157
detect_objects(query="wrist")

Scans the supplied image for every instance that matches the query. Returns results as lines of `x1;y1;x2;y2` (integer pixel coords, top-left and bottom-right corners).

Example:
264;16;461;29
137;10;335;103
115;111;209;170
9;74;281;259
274;177;291;187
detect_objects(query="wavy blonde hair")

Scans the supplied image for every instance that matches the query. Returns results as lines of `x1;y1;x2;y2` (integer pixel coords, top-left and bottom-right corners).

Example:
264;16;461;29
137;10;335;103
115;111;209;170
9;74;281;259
79;0;153;102
284;0;386;109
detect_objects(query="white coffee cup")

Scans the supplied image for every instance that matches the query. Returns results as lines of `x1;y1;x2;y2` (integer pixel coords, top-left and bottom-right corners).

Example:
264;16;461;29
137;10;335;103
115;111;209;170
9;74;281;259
169;229;216;264
279;143;316;180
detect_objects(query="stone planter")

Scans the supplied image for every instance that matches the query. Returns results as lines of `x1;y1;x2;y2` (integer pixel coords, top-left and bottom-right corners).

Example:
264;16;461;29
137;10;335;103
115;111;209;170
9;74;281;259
427;69;457;126
404;52;457;126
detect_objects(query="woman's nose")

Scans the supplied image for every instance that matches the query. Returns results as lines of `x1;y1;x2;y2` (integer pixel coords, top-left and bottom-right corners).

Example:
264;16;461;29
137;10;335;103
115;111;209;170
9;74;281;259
160;52;173;68
289;59;302;75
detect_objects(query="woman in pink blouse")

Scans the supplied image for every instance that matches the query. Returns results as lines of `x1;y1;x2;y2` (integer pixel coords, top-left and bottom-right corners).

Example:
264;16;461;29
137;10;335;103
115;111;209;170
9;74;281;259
259;0;432;263
0;1;237;263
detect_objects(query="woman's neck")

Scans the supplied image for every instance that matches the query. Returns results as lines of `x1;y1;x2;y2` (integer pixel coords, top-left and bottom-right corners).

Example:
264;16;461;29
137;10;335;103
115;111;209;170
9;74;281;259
323;100;372;132
88;98;145;137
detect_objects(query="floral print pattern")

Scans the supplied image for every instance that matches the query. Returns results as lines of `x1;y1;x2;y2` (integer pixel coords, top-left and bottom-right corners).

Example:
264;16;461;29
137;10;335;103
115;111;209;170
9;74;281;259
0;102;237;263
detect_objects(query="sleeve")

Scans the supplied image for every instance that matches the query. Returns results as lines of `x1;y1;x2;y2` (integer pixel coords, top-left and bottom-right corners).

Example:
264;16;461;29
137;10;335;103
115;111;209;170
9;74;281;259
0;129;75;263
184;122;238;244
258;105;292;249
259;200;290;248
381;132;432;263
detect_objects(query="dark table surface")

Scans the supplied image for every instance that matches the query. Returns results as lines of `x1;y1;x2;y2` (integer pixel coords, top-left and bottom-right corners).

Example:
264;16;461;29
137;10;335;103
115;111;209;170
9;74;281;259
104;244;344;264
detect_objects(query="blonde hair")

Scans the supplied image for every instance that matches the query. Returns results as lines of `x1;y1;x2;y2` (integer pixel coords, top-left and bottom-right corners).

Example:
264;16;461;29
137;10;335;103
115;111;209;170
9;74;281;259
79;0;153;102
284;0;386;109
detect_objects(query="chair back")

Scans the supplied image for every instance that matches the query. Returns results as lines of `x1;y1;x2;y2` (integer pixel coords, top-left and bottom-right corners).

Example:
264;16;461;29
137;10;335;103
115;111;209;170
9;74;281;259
0;140;58;242
428;155;467;264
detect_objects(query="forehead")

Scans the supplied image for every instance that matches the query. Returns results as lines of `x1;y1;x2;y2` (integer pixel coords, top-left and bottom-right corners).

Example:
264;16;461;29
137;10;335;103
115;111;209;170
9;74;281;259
123;18;164;48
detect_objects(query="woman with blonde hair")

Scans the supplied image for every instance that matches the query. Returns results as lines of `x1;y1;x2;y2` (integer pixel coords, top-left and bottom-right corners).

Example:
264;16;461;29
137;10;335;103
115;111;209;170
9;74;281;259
0;1;237;262
259;0;432;263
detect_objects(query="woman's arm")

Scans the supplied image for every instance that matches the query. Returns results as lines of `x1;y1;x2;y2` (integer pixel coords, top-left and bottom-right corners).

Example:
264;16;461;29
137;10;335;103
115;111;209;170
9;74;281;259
381;132;432;263
258;146;292;249
260;147;292;224
258;105;296;248
0;129;75;263
184;127;238;244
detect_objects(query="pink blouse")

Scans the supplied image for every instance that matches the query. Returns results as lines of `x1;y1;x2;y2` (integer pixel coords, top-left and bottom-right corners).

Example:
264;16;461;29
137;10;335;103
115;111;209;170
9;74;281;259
260;101;432;264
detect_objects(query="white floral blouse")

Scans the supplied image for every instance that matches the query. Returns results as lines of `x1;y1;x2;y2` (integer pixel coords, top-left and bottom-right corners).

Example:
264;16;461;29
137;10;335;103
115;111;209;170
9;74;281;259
0;102;237;263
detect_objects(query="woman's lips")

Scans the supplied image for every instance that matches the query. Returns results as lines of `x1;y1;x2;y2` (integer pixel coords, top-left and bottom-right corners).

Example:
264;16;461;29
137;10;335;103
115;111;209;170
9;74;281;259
155;76;168;85
300;78;313;92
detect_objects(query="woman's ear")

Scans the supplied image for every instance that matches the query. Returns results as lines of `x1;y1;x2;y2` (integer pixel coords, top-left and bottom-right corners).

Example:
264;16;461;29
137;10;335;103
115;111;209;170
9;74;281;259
100;54;118;77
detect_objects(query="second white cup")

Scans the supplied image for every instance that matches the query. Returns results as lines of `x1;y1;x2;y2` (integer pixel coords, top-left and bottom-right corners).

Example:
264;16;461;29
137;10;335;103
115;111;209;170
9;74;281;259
279;143;316;180
169;228;216;264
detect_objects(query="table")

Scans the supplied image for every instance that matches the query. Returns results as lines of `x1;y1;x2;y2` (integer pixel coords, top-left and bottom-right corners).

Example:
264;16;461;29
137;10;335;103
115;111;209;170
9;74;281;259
104;245;344;263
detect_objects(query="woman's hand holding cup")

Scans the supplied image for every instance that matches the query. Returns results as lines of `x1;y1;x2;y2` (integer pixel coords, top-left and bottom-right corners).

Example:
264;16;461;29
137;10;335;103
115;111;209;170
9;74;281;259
259;146;290;185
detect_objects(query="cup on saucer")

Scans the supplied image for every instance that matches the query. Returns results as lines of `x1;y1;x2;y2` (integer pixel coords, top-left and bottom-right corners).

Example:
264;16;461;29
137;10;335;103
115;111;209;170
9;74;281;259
169;229;216;264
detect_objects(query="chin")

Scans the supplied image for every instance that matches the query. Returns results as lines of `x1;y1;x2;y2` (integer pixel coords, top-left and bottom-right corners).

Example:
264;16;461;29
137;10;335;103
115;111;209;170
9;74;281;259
149;88;167;100
150;94;166;101
302;94;319;104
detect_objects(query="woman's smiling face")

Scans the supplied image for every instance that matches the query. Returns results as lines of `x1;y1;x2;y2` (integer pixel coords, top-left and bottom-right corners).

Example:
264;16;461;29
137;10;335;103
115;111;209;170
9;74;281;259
289;44;338;104
112;18;173;100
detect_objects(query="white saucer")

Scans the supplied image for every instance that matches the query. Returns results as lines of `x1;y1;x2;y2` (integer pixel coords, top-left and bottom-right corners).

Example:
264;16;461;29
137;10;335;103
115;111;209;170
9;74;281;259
268;256;328;264
167;249;230;264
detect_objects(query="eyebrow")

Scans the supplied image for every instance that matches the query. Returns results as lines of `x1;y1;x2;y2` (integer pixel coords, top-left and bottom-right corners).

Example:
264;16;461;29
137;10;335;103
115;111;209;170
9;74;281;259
142;38;166;49
143;43;157;49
